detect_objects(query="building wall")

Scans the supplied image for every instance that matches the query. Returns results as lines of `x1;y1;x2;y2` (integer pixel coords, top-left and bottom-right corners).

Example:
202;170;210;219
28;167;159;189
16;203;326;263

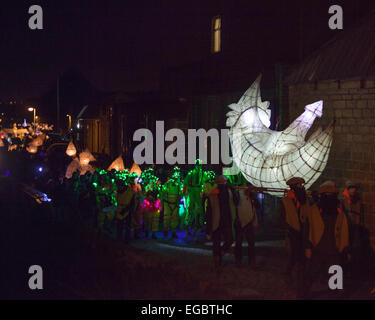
288;79;375;248
82;118;110;155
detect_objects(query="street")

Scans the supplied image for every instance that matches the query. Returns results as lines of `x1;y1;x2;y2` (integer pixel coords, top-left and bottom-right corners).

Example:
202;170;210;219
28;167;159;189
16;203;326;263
1;177;374;300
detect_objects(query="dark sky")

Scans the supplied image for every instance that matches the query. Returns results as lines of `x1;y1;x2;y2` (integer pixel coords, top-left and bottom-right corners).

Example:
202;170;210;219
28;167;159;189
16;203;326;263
0;0;374;101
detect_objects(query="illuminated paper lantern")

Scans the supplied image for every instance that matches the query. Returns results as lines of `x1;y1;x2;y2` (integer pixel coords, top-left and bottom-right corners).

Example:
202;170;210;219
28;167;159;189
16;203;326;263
30;133;46;147
12;123;18;137
226;75;334;196
80;164;95;175
66;141;77;157
18;128;28;138
0;139;4;147
27;144;38;154
130;162;142;176
65;158;80;178
108;156;125;171
79;149;96;166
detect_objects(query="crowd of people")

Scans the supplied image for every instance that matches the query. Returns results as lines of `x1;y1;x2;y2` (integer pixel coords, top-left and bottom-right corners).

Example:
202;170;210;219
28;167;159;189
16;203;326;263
280;177;365;298
0;122;53;152
15;152;366;298
48;159;261;267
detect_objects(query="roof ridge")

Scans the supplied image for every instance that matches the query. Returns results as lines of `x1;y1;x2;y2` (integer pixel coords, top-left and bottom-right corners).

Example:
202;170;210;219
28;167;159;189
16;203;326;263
285;7;375;84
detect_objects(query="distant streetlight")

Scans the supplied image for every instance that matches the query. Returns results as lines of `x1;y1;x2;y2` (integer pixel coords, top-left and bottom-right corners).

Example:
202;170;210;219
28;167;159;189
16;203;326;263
66;114;72;132
27;107;36;131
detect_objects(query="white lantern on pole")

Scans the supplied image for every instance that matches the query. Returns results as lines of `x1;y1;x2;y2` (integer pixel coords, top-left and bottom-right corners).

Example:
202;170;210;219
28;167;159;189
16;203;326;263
27;144;38;154
108;156;125;171
79;149;95;166
227;75;334;196
66;141;77;157
66;158;80;178
130;162;142;176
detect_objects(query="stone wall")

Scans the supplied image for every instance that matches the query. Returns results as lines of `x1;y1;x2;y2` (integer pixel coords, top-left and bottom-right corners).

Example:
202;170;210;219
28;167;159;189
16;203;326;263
288;79;375;249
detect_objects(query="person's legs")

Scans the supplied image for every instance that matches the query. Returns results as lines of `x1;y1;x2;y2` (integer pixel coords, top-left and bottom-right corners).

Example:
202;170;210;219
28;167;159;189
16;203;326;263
212;229;222;268
171;205;179;238
244;223;255;266
286;230;299;274
205;205;212;240
350;224;361;275
95;209;106;248
198;201;205;233
133;205;142;238
124;212;132;242
163;204;171;237
189;201;198;235
189;191;202;235
144;211;151;238
300;255;315;298
221;225;234;254
235;222;244;266
152;210;160;239
116;217;124;241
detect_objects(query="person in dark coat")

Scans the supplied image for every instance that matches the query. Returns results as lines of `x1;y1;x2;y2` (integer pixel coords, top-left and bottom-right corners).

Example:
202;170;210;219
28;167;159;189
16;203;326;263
204;175;235;269
234;184;260;268
279;177;310;283
302;181;350;298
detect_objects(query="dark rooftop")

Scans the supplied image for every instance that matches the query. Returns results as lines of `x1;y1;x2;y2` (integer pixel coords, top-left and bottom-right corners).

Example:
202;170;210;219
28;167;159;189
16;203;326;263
285;9;375;85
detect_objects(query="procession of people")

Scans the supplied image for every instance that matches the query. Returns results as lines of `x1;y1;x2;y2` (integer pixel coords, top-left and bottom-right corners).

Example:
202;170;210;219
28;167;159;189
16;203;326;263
280;177;365;298
2;128;367;298
43;153;366;297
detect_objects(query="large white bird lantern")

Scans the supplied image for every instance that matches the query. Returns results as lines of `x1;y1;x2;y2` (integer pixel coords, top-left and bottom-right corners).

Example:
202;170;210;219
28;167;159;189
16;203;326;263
226;75;334;196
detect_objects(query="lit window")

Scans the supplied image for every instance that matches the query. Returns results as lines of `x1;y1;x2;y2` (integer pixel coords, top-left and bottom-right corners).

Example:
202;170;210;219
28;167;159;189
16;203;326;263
211;16;221;53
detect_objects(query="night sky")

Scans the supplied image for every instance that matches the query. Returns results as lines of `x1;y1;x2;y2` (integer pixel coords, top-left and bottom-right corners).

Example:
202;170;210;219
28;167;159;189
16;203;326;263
0;0;374;102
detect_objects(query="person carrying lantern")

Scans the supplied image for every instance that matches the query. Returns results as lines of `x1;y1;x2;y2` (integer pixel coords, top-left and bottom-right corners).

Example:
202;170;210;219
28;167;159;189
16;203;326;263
115;175;137;243
233;182;260;268
279;177;311;285
183;159;207;237
161;167;182;239
203;175;236;270
340;180;364;274
94;174;117;239
302;181;349;298
202;171;217;240
141;170;161;239
225;171;259;267
132;178;143;239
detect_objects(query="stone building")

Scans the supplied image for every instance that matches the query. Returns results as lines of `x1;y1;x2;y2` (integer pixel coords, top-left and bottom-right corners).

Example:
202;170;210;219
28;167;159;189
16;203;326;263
285;12;375;248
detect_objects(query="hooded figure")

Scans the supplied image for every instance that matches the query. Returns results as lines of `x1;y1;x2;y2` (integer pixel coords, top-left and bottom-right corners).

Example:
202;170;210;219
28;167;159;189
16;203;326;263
202;171;218;240
142;180;161;239
203;175;236;269
115;181;136;242
234;183;260;268
161;168;182;239
302;181;349;298
340;181;363;246
280;177;311;281
183;159;207;237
